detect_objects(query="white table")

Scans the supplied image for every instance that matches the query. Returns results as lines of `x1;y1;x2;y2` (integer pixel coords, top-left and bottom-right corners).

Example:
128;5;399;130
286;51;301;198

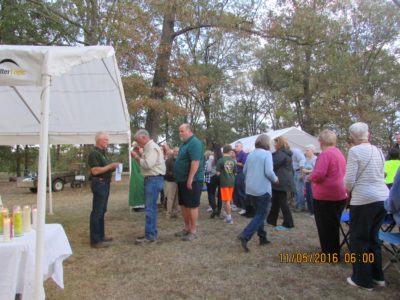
0;224;72;300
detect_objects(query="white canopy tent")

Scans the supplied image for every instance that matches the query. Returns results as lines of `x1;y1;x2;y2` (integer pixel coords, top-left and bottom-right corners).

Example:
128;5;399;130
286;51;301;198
230;127;320;153
0;45;131;299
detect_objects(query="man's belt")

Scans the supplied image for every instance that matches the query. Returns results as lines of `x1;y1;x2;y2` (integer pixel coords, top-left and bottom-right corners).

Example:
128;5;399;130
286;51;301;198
144;174;163;178
92;177;110;182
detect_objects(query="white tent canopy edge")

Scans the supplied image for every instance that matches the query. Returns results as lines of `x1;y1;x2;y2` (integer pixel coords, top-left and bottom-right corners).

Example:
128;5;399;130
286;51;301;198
230;127;320;153
0;45;130;145
0;45;131;300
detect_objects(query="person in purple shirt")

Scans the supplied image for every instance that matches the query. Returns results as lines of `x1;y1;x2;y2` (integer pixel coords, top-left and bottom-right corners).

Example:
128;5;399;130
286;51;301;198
233;142;248;215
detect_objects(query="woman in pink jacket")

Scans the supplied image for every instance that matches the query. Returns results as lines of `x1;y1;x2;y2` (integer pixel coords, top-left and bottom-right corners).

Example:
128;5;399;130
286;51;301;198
308;129;347;257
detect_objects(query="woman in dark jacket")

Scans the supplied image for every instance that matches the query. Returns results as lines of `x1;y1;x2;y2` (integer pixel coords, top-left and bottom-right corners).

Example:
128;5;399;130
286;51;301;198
267;136;295;230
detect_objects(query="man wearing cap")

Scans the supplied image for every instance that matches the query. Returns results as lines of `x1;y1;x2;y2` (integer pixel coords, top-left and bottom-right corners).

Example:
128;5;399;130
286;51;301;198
132;129;166;244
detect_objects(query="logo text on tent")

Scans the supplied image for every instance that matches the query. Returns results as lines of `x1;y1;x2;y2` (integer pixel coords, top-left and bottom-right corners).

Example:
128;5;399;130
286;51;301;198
0;59;27;76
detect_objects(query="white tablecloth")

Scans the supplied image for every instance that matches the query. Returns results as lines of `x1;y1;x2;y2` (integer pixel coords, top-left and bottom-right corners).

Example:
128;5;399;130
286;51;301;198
0;224;72;300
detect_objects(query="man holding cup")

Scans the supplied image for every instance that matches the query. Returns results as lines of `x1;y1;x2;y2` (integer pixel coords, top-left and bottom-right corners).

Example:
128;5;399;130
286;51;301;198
88;131;119;249
132;129;166;244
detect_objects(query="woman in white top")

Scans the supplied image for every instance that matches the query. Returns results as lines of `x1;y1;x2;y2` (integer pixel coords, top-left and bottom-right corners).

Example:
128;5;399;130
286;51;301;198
344;122;388;291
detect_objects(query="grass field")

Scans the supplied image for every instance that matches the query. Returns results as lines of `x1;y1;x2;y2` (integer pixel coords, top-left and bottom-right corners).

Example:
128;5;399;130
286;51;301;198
1;178;399;300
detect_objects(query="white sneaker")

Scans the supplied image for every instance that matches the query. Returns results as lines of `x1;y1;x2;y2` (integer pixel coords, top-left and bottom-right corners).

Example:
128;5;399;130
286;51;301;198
238;209;246;215
346;277;373;291
226;218;233;224
206;206;213;212
372;279;386;287
231;204;238;211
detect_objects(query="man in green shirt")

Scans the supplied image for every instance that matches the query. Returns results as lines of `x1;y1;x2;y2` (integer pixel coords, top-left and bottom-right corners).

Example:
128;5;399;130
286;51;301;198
174;123;204;241
384;148;400;188
88;131;119;249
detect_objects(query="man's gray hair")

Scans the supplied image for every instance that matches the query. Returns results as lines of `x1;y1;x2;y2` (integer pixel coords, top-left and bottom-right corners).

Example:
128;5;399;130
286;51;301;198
305;144;316;151
95;131;108;141
349;122;369;142
181;123;192;132
134;129;150;139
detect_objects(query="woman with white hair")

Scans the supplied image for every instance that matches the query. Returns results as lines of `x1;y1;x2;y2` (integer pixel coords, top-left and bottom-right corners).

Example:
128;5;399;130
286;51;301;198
308;129;347;258
344;122;388;291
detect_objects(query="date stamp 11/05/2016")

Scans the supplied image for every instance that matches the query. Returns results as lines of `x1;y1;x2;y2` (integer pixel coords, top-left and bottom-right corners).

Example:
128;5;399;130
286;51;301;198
279;252;375;264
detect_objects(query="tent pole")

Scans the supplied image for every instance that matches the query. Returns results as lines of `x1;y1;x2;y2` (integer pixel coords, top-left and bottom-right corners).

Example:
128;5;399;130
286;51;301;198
111;53;131;176
34;52;51;300
48;147;54;215
128;131;131;176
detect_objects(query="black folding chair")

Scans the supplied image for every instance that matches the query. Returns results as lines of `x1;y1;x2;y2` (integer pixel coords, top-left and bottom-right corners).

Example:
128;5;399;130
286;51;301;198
381;214;396;233
340;211;350;250
379;231;400;273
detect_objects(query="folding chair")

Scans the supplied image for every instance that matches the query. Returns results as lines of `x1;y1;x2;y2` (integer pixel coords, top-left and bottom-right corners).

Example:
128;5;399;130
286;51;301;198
340;211;350;250
381;214;396;233
379;231;400;273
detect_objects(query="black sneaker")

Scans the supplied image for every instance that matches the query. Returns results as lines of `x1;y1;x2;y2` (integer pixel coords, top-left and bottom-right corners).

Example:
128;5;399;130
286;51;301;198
259;238;271;246
210;210;218;219
239;237;249;252
91;241;109;249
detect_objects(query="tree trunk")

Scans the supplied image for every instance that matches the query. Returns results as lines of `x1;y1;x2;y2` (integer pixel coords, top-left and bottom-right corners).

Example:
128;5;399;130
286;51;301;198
200;92;212;148
23;146;29;175
164;115;170;144
302;46;314;135
56;145;61;162
16;145;21;177
85;0;99;45
145;8;175;141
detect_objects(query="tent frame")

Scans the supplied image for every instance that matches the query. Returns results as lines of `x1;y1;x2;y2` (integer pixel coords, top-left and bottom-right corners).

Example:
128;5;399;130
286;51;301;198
0;45;131;300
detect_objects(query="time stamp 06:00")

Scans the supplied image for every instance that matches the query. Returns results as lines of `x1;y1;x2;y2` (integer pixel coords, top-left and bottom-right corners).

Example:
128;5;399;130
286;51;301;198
279;252;375;264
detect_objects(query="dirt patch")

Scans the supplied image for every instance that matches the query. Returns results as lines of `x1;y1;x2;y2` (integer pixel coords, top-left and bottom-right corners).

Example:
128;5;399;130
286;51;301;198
0;179;398;299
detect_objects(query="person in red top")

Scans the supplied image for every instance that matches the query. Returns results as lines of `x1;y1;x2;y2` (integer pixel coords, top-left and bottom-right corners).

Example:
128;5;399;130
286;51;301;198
308;129;347;257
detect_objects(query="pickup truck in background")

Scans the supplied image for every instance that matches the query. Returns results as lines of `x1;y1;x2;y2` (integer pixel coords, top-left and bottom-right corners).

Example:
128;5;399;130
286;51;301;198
17;170;87;193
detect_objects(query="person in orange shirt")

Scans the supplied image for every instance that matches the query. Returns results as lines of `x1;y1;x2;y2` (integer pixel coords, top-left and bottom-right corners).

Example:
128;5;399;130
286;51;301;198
216;145;236;224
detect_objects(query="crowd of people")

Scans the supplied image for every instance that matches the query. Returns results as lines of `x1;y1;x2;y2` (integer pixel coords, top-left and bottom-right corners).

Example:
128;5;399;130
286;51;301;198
87;123;400;292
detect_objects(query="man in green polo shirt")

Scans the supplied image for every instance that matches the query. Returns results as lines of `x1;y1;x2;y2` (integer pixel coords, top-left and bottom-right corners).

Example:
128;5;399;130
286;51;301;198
174;123;204;241
88;131;119;249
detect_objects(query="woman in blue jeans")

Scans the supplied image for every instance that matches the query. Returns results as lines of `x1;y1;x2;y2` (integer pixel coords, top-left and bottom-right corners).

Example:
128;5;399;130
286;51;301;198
238;134;278;252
